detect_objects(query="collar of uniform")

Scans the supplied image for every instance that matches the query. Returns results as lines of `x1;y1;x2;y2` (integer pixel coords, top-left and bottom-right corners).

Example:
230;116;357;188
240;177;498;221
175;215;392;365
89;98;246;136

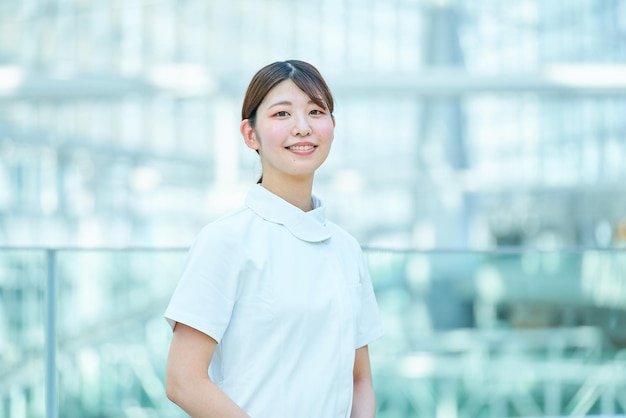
245;184;332;243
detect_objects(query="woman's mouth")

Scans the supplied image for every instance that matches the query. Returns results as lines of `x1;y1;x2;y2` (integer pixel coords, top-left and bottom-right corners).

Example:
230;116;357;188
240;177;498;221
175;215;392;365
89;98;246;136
287;145;316;151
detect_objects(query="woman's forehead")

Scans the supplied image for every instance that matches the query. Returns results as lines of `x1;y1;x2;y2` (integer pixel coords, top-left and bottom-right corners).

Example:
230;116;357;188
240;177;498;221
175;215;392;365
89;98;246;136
261;79;327;109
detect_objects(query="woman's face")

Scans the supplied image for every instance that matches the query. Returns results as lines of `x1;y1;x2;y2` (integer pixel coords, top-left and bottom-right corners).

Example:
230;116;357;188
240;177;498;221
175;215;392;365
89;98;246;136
241;79;335;184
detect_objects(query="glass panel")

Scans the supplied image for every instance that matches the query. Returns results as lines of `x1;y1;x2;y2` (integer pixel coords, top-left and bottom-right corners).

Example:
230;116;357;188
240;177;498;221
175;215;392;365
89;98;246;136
0;249;47;418
3;248;624;417
54;249;187;418
368;249;626;417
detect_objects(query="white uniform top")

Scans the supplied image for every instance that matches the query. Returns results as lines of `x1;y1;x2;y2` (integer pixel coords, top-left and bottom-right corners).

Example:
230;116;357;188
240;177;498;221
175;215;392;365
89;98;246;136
164;184;384;418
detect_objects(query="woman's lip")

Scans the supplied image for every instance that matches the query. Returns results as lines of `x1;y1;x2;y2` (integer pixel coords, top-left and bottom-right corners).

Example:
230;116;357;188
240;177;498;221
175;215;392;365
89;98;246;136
286;143;317;153
286;142;316;148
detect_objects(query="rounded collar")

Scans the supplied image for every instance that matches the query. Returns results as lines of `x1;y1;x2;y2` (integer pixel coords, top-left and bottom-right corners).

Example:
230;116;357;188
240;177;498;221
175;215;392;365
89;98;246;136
245;184;332;242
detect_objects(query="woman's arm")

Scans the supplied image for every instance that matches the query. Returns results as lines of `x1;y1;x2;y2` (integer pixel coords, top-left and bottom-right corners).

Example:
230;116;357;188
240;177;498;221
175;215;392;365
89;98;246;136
165;323;249;418
351;345;376;418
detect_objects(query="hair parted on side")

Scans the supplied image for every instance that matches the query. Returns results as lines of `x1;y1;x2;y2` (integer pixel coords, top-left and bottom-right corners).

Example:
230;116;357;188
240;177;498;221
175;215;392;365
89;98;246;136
241;60;334;128
241;60;335;184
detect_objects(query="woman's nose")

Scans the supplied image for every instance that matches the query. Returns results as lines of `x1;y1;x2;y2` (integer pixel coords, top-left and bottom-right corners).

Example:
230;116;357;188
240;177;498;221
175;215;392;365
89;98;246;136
292;115;312;136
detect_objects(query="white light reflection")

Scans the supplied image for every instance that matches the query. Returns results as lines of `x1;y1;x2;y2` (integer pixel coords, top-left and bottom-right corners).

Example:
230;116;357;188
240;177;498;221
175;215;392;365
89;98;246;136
148;64;216;96
0;66;23;93
545;64;626;89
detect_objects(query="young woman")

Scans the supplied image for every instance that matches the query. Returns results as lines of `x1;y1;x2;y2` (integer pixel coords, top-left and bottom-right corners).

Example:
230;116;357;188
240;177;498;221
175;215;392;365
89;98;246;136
164;60;384;418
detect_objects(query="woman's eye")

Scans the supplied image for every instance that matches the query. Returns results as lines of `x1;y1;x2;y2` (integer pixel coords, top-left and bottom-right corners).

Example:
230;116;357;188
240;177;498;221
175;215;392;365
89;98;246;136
275;111;289;117
310;109;325;115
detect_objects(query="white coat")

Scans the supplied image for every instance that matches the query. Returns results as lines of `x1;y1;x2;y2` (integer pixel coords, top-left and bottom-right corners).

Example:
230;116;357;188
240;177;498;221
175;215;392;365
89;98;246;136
165;184;384;417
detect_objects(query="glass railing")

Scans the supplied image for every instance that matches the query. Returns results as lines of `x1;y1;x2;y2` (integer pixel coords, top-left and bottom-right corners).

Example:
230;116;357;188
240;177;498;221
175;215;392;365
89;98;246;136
1;247;625;418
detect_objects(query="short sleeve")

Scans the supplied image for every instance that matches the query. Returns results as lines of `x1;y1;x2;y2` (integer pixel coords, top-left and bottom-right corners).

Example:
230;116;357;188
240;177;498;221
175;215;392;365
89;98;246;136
355;250;385;348
164;223;241;343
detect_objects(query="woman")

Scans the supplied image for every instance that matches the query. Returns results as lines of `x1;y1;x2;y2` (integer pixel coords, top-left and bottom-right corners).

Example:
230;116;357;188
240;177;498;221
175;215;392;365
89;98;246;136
165;60;384;417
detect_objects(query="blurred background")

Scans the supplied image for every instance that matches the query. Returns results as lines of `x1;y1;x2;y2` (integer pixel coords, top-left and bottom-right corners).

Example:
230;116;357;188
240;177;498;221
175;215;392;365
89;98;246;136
1;0;626;417
1;0;625;250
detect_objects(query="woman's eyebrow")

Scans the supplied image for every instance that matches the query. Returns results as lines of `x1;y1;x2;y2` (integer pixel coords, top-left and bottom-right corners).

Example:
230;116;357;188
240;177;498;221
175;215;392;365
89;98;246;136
267;100;292;108
267;99;318;109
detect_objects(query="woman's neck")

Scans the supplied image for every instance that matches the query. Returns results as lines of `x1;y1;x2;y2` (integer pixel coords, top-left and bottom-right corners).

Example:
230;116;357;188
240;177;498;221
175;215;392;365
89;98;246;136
260;176;314;212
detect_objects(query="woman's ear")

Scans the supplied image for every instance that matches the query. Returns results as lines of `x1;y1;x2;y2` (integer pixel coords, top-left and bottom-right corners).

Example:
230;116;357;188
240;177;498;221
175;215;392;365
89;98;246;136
241;119;259;150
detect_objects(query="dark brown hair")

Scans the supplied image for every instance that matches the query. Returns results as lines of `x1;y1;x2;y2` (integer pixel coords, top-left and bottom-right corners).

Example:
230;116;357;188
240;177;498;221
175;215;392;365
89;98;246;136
241;60;334;128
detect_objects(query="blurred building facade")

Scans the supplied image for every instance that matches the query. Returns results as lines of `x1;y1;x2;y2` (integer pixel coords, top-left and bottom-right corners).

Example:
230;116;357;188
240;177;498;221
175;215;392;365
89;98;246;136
0;0;625;249
2;2;626;417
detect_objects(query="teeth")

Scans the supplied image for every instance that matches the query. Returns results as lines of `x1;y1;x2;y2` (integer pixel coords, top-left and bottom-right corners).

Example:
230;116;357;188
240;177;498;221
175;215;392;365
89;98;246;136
288;145;314;151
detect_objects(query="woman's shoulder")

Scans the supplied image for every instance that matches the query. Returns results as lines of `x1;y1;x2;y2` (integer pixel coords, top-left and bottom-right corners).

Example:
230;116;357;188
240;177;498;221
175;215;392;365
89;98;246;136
194;206;257;245
326;220;363;252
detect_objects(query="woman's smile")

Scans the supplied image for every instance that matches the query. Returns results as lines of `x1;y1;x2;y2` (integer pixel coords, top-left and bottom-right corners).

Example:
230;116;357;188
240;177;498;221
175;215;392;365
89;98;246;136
242;79;335;182
286;142;317;154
